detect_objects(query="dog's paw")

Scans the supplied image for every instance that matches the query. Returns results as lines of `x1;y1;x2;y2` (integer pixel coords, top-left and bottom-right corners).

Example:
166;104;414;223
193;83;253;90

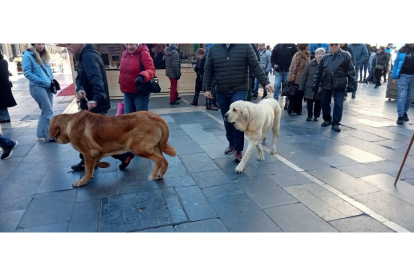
96;162;110;168
270;149;277;155
73;179;88;187
235;165;244;174
257;155;265;161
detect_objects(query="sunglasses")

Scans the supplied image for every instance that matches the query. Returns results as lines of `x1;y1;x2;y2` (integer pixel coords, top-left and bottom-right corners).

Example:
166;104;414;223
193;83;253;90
329;44;339;46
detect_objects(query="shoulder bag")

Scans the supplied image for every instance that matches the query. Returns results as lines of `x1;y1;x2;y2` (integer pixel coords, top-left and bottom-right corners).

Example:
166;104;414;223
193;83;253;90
139;53;161;94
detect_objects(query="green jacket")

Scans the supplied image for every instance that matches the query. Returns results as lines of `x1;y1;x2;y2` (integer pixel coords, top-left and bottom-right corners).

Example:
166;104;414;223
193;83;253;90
203;44;270;93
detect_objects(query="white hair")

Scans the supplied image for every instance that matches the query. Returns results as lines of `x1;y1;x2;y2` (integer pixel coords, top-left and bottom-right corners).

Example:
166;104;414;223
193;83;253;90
315;48;326;55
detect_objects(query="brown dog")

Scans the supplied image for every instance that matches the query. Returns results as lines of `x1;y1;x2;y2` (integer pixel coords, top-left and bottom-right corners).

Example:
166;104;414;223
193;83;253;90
49;110;177;187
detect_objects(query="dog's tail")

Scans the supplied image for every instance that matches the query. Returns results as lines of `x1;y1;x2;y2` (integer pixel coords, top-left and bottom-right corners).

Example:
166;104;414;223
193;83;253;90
159;121;177;157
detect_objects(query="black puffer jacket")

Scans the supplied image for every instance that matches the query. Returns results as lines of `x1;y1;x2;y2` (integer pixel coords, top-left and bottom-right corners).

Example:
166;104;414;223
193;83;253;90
194;56;205;77
164;46;181;79
271;44;297;72
203;44;270;93
76;44;111;113
372;52;390;69
312;49;356;90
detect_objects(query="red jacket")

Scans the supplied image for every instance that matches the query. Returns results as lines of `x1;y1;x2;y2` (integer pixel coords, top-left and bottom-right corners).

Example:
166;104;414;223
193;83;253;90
119;44;156;94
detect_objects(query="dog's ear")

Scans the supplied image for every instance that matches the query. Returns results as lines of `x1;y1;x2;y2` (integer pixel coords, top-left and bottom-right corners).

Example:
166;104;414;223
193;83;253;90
241;107;249;123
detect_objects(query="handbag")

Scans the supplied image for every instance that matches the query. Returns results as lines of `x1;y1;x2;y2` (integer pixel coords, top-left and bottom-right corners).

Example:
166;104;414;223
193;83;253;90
375;57;385;70
281;82;297;97
138;53;161;94
39;63;60;94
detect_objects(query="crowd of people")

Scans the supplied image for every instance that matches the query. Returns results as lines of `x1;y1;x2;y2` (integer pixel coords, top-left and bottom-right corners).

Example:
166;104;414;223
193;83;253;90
1;43;414;165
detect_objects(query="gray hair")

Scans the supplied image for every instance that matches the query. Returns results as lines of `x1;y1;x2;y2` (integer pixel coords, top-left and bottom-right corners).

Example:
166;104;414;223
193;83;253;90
315;48;326;55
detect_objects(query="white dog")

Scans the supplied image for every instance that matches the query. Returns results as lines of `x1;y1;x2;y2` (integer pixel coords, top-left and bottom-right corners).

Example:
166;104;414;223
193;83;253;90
224;93;281;173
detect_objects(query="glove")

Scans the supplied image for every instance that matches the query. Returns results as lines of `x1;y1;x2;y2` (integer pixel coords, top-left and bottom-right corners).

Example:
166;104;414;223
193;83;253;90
312;86;319;93
135;75;145;93
347;86;353;92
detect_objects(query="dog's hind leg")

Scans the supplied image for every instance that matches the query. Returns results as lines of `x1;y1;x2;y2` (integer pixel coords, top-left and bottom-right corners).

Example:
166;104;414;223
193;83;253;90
256;142;265;161
73;155;96;187
270;123;279;155
154;146;169;179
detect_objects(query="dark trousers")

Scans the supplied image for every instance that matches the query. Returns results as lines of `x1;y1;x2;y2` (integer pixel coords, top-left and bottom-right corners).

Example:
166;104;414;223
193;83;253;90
306;99;321;118
247;77;255;102
375;69;384;86
192;75;203;105
287;88;303;115
217;91;247;151
321;88;346;126
383;67;388;82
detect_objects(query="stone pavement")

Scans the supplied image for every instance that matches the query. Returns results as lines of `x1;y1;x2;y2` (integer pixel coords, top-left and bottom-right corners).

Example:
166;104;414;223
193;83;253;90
2;74;414;232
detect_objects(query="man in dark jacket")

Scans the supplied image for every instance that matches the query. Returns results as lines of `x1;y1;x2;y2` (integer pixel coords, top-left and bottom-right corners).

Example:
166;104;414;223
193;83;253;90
271;44;297;105
372;46;390;89
313;43;356;132
67;44;131;171
203;44;274;162
164;44;181;105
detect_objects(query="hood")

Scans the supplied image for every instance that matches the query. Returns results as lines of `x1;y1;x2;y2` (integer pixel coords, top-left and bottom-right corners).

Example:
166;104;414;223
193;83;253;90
23;48;34;56
164;46;177;56
79;44;100;60
122;44;150;58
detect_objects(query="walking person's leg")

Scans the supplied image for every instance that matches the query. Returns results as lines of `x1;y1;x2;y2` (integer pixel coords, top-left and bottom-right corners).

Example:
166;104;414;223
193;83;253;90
283;72;290;108
29;86;54;140
321;89;333;125
253;78;259;97
217;93;235;154
397;74;409;124
0;108;10;122
274;72;283;101
352;66;359;98
134;93;151;112
332;89;346;131
375;69;383;88
403;75;414;118
314;99;322;120
191;76;201;105
262;71;269;98
231;90;247;161
306;99;314;120
0;134;19;160
169;78;178;104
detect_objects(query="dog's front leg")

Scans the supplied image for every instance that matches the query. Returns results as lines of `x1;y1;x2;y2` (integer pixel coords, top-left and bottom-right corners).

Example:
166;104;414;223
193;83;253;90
73;155;96;187
235;140;258;174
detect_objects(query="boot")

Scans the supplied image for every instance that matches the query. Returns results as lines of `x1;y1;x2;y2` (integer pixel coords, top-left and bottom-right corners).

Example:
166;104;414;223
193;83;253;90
190;91;199;106
206;99;219;111
212;97;220;109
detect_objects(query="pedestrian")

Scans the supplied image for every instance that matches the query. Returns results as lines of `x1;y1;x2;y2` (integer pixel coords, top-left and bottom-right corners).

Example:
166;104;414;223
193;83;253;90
164;44;181;105
0;134;19;160
299;47;326;122
266;45;274;74
392;43;414;125
153;44;166;70
247;44;260;102
254;43;272;99
364;47;378;84
66;44;131;171
313;43;356;132
204;44;220;110
0;50;16;123
372;46;390;89
287;44;311;115
271;43;297;108
22;44;55;141
119;44;155;113
203;44;274;162
383;43;393;83
349;43;368;98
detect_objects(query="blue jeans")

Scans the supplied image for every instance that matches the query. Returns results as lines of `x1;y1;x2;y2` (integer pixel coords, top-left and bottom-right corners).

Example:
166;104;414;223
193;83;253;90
29;85;53;139
217;91;247;151
321;88;346;126
397;74;414;117
254;71;269;96
124;92;151;113
0;134;13;148
0;108;10;121
353;66;359;95
274;71;289;100
360;61;369;80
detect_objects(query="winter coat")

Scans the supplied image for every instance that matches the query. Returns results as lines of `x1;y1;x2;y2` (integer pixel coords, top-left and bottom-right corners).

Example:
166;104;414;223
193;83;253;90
392;44;414;79
271;44;297;72
75;44;111;113
0;54;16;109
164;46;181;79
258;49;272;73
313;49;356;90
372;52;390;69
340;45;356;66
299;59;322;101
119;44;156;94
203;44;270;94
194;56;206;77
349;44;369;67
287;51;311;85
22;49;54;88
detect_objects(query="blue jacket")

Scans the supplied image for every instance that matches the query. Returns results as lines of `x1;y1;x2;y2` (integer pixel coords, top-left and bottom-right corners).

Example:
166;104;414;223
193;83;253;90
22;49;54;88
349;44;369;67
309;44;329;52
392;44;414;79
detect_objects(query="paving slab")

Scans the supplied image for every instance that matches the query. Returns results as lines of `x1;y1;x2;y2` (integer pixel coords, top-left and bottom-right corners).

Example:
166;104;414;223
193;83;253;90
77;172;119;202
267;171;315;188
16;223;69;232
319;155;359;167
174;218;228;232
175;186;217;221
336;163;383;178
201;184;244;199
333;145;385;163
138;225;175;232
251;161;296;175
191;169;234;189
179;152;220;173
329;215;394;232
161;188;188;224
68;200;100;232
0;210;25;232
264;203;338;232
208;194;282;232
214;158;258;180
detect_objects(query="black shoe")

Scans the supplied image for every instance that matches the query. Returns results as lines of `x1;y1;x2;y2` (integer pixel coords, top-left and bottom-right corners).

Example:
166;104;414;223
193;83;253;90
332;125;341;132
397;116;404;125
374;85;379;89
0;120;11;123
176;97;181;101
1;141;19;160
119;152;135;170
170;101;180;105
306;117;312;121
71;160;85;171
404;113;409;121
352;93;355;99
48;138;56;142
313;117;319;121
190;102;198;106
321;121;332;127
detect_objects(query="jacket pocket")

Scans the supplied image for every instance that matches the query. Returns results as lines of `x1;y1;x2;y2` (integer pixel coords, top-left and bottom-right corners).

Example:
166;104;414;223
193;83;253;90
332;75;348;90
